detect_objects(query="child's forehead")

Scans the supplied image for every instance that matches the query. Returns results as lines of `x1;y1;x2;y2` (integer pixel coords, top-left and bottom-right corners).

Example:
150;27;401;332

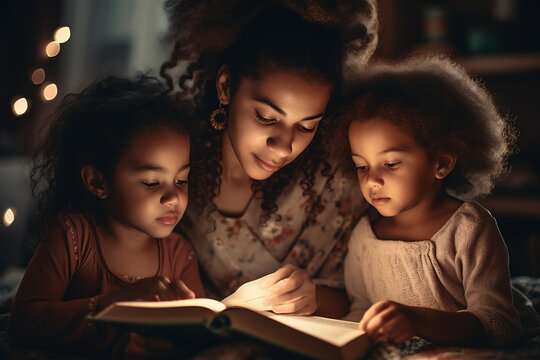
349;117;423;151
116;129;189;169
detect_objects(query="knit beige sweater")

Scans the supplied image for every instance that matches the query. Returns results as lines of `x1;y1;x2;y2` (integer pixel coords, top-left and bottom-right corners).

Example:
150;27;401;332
344;202;537;346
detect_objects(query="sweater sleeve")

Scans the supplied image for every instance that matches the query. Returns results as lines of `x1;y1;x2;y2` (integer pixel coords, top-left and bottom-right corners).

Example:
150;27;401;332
9;216;114;352
456;207;521;346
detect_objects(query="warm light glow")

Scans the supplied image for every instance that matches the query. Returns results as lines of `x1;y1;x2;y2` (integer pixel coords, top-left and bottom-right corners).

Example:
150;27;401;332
3;208;15;227
31;68;46;85
42;83;58;101
45;41;60;57
12;97;28;116
54;26;71;43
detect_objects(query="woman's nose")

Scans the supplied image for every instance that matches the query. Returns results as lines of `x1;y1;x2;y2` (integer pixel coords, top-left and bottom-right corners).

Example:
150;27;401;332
266;129;293;158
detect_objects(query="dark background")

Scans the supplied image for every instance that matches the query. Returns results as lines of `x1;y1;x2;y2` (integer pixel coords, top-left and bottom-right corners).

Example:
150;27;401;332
2;0;540;276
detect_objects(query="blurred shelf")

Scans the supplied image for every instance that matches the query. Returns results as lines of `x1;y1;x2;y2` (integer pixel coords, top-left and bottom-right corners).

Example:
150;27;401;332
480;196;540;219
457;53;540;76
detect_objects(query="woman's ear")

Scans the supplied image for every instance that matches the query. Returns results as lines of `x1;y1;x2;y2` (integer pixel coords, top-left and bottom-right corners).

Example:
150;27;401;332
216;65;231;105
435;153;457;180
80;166;108;199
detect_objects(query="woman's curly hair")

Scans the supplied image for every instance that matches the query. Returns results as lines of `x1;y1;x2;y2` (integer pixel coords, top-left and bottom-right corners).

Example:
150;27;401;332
337;56;518;200
160;0;378;225
30;75;192;241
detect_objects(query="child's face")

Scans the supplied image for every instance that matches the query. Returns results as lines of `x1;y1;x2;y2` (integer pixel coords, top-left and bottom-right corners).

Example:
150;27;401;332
225;69;331;180
348;118;440;218
104;127;190;239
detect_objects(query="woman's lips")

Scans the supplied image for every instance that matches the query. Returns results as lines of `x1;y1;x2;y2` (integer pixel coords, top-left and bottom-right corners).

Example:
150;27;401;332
254;155;283;172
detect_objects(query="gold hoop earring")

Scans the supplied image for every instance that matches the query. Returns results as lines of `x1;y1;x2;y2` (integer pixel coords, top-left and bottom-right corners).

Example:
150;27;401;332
209;103;227;131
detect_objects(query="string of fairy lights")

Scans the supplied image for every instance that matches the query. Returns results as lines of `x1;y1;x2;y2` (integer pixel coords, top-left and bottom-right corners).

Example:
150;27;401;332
4;27;71;229
10;26;71;118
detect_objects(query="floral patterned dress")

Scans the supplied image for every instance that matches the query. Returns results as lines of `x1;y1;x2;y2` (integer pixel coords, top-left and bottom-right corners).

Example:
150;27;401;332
182;168;367;299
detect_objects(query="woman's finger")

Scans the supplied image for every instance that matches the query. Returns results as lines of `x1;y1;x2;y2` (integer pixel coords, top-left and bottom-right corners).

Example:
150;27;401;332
260;264;297;289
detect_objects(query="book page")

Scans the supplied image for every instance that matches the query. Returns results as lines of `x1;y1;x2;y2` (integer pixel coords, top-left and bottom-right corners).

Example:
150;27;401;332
267;314;365;347
112;298;227;313
221;277;272;312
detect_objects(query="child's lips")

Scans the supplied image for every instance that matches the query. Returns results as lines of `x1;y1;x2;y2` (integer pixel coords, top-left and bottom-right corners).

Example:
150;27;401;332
371;196;390;206
157;212;178;225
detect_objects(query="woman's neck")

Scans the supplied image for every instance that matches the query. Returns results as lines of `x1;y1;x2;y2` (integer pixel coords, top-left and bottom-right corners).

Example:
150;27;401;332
213;132;254;217
221;130;252;183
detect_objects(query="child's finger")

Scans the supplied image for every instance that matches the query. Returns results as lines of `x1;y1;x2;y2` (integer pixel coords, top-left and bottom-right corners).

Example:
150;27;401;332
359;301;389;331
170;280;195;299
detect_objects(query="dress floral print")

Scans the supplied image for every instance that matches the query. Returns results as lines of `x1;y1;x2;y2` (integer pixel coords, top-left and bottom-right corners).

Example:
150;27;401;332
183;169;367;299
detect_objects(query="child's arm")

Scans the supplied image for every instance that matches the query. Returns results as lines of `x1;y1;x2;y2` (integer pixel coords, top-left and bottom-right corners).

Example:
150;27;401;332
359;300;485;345
9;224;115;352
315;285;350;318
9;221;197;352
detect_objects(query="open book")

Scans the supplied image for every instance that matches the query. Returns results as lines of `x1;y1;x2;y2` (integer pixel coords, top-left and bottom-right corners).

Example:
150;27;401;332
88;277;371;359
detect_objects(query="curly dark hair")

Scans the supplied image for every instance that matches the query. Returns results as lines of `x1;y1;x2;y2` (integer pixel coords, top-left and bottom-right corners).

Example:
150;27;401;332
337;56;518;200
30;75;192;239
160;0;378;225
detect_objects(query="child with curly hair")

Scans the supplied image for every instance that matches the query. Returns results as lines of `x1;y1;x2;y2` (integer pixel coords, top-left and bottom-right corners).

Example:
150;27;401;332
342;57;539;346
160;0;378;317
9;75;205;354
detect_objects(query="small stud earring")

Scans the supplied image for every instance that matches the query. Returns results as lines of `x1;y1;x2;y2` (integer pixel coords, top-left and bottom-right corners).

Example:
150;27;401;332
439;171;446;177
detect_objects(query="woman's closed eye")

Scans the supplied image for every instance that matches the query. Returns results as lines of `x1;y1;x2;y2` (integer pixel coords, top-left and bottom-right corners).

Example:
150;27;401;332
296;123;317;133
255;112;276;124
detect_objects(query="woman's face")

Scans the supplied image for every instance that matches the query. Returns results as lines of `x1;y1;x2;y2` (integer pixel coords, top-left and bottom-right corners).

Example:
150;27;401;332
222;69;332;180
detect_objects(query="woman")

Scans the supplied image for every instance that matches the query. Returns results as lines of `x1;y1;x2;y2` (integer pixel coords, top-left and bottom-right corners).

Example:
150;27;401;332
160;0;378;318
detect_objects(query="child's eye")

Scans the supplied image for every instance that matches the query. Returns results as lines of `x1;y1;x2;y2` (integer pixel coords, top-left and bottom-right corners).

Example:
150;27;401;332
141;181;159;188
384;161;401;169
175;180;188;186
356;165;368;172
255;112;276;124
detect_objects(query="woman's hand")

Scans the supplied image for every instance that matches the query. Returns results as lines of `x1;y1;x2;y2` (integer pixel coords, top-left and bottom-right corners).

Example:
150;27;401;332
359;300;416;344
99;276;195;311
260;264;317;315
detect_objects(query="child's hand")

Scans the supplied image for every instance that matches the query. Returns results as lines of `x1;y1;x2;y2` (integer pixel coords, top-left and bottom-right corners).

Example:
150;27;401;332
122;276;195;301
260;264;317;315
359;300;416;344
100;276;195;310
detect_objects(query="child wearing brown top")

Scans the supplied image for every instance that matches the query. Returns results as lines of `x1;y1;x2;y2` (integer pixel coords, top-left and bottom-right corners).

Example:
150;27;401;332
9;75;205;354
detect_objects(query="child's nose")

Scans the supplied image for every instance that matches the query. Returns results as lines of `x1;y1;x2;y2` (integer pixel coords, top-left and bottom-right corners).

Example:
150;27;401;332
366;170;384;188
161;186;180;205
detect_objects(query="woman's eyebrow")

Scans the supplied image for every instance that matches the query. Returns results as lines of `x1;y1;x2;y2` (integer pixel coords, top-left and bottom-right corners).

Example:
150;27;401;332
254;98;286;115
254;98;325;121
